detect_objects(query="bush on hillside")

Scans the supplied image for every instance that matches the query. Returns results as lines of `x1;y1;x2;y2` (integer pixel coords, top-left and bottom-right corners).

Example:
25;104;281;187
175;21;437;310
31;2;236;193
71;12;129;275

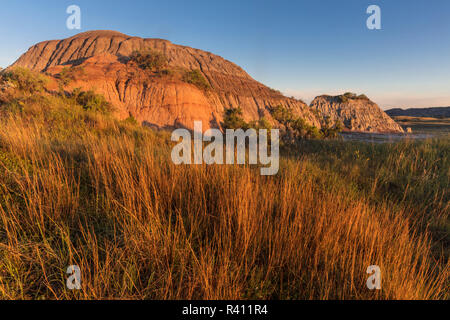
223;105;339;141
248;117;272;130
223;108;274;134
270;105;342;141
71;88;114;114
271;105;295;124
55;66;85;86
343;92;357;99
321;116;344;139
357;94;369;100
129;48;168;72
291;117;323;139
339;92;369;103
182;69;210;90
1;67;48;94
223;107;249;130
270;105;321;140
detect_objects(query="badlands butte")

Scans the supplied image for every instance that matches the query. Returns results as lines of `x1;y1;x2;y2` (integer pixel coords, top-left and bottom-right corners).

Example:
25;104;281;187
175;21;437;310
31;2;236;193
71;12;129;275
9;30;403;133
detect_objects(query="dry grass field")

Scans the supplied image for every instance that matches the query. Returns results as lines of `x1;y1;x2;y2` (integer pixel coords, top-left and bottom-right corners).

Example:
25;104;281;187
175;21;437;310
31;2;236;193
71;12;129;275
0;69;448;300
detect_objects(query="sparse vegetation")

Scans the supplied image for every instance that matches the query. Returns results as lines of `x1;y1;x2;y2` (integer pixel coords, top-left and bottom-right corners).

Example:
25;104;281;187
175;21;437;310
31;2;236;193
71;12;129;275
1;67;48;94
182;69;210;90
0;71;114;123
321;116;344;139
357;93;369;100
128;50;210;91
270;105;342;141
71;88;114;114
129;48;169;72
222;107;249;130
55;66;85;86
339;92;370;103
222;105;342;141
248;117;272;130
222;108;272;132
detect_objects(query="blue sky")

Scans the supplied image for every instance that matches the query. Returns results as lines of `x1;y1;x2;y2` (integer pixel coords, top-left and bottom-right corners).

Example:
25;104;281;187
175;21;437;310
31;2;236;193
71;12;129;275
1;0;449;108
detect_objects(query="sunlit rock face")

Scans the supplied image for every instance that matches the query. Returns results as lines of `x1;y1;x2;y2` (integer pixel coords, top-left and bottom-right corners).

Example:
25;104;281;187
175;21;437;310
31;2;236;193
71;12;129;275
311;94;404;133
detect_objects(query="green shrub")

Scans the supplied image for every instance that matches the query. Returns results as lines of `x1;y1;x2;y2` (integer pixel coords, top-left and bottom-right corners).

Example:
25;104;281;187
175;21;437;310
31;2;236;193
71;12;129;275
56;67;74;86
248;117;272;130
291;117;324;139
270;105;336;144
2;67;48;94
129;49;168;72
357;94;369;100
223;107;249;130
182;69;210;90
271;105;295;124
338;93;369;103
343;92;357;98
320;117;343;139
223;108;275;133
55;66;85;86
71;88;114;114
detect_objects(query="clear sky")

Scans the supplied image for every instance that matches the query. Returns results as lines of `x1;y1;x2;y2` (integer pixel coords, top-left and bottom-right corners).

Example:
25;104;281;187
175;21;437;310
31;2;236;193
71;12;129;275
1;0;449;108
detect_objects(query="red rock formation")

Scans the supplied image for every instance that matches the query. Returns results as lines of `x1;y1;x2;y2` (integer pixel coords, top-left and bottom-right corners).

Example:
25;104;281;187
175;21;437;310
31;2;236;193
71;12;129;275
12;30;319;131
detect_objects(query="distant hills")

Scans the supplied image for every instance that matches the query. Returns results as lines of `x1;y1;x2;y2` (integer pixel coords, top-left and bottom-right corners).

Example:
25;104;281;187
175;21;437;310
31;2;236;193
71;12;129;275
386;107;450;119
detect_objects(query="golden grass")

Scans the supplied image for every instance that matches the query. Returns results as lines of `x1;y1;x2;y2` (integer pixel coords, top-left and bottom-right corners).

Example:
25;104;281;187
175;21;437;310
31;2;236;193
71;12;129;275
0;116;448;300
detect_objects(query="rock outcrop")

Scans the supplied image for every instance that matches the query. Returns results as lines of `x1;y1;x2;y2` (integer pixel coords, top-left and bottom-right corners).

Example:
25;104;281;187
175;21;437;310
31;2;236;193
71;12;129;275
11;30;320;131
310;93;404;133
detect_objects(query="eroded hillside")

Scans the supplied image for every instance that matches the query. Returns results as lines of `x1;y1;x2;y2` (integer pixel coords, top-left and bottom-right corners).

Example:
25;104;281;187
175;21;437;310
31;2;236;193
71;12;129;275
310;93;404;133
12;30;319;130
